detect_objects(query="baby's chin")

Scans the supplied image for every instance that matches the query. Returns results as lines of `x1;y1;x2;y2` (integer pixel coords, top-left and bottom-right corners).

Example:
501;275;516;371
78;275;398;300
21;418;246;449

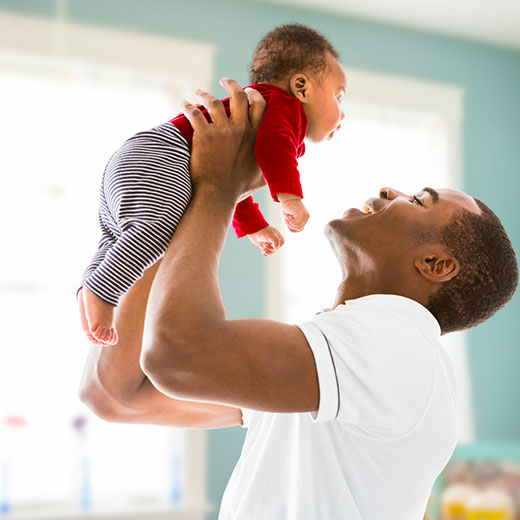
305;132;330;144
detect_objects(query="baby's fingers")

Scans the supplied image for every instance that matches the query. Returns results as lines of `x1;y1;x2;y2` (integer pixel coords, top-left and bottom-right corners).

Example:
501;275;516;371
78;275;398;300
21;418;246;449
288;222;305;233
285;217;302;233
272;228;285;248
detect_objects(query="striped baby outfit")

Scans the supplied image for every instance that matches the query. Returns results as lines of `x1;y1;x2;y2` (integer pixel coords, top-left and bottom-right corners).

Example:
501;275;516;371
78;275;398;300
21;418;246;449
82;123;192;306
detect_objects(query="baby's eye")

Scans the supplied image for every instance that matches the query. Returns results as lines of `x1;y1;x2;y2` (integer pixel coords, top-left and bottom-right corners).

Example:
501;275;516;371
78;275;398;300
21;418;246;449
411;196;423;206
336;93;344;101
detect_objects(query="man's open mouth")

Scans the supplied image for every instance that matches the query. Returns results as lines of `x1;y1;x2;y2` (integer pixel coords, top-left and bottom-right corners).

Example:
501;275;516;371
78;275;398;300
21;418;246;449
362;203;376;214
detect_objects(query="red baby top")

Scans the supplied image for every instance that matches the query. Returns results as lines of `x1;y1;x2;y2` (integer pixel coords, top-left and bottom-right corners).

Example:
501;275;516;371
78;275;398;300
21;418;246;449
170;84;308;237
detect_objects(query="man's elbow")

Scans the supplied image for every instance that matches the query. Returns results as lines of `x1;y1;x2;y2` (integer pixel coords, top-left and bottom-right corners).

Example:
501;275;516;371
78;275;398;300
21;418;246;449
141;328;202;399
78;379;128;423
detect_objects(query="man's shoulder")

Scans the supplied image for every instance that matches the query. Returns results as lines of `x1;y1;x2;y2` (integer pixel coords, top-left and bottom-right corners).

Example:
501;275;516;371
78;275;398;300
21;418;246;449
312;294;440;338
302;294;453;439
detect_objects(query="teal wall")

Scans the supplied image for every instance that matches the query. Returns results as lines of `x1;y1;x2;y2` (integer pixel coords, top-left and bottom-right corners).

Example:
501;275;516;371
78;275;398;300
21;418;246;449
2;0;519;516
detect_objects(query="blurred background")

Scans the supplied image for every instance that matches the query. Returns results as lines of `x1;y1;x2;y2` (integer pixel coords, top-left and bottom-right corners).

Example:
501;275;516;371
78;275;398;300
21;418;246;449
0;1;518;519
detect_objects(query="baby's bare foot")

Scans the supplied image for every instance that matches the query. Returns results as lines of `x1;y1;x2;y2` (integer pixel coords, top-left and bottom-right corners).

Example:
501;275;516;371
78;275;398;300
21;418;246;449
81;287;118;345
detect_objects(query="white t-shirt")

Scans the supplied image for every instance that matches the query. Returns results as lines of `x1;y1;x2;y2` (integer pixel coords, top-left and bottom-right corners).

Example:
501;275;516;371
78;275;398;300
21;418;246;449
219;295;459;520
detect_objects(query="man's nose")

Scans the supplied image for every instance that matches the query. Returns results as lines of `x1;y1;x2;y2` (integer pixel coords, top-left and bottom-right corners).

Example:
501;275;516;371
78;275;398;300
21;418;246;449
379;187;407;200
340;111;346;121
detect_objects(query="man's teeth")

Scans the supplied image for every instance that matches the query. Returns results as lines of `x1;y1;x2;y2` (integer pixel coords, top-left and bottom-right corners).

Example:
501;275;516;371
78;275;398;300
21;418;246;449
362;205;375;214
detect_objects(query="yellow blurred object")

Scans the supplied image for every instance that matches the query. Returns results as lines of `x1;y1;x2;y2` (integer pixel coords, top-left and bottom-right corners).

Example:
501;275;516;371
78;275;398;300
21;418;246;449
441;483;476;519
466;488;515;520
467;512;511;520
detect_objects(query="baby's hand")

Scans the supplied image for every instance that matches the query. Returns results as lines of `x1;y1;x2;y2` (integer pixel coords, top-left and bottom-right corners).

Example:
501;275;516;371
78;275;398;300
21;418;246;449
248;226;285;256
279;197;310;233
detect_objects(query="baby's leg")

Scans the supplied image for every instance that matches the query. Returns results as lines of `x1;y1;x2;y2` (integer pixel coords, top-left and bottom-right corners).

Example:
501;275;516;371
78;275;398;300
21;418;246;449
81;287;118;345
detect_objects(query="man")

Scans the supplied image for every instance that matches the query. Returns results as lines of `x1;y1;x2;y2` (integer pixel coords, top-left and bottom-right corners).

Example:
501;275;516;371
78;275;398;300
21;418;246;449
79;79;518;519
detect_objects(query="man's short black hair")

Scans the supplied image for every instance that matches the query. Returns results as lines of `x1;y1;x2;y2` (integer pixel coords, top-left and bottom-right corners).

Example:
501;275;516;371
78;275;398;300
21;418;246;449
427;198;518;334
250;23;339;84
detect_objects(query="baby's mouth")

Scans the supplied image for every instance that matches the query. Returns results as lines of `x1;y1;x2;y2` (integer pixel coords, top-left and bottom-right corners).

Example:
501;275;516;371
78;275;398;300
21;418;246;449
328;124;342;141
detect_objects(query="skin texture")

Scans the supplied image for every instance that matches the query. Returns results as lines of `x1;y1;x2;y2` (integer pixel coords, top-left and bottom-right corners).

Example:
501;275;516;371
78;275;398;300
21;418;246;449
80;78;482;426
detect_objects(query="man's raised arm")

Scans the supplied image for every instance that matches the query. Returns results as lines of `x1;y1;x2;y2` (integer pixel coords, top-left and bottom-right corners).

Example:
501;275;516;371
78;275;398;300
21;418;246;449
141;79;320;414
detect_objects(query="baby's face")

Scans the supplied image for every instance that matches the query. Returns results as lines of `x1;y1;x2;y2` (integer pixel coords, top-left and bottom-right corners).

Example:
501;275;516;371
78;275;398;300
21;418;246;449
304;57;346;143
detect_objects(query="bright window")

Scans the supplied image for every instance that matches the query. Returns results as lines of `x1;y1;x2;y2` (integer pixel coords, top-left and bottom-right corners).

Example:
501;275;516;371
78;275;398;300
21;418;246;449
0;11;213;516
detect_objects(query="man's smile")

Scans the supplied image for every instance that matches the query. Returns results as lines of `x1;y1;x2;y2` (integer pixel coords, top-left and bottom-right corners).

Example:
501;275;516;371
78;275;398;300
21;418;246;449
342;197;386;218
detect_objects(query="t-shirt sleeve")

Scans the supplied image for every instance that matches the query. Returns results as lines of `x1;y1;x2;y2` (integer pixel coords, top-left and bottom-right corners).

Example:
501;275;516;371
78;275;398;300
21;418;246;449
298;321;340;422
240;408;256;429
299;306;436;438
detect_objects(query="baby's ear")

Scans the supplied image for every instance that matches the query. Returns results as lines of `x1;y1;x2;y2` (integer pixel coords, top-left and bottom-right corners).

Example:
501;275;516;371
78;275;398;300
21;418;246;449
289;73;310;103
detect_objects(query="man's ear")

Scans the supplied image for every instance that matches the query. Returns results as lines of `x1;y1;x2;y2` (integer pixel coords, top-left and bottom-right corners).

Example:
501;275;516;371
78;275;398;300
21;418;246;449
414;248;460;283
289;73;310;103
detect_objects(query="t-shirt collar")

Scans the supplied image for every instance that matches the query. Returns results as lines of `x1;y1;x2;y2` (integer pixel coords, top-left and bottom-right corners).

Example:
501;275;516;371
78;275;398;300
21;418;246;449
342;294;442;338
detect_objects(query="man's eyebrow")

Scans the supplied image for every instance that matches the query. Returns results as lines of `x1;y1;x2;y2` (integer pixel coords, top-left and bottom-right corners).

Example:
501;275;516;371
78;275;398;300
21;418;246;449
422;187;439;203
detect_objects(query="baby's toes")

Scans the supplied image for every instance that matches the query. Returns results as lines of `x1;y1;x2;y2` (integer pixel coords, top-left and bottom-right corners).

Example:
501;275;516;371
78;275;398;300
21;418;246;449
92;326;107;342
111;330;119;345
107;329;118;345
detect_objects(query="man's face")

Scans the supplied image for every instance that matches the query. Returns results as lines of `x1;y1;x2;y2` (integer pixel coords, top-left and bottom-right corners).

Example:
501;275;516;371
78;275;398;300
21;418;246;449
325;187;482;272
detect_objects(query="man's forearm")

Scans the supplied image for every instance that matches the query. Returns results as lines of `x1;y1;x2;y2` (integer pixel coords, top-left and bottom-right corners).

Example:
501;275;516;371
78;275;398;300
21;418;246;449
142;186;236;370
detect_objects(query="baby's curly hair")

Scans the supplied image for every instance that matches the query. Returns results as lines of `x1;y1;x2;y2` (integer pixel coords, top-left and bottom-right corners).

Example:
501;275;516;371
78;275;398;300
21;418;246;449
250;23;339;84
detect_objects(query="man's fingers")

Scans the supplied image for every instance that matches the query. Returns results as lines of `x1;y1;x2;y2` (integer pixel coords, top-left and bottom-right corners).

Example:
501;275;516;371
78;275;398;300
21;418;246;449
194;89;228;126
244;87;267;132
220;77;249;124
181;99;211;132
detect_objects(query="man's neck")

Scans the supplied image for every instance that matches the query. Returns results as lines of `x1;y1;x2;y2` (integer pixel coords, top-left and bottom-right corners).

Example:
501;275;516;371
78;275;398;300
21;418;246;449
331;273;431;310
331;276;376;309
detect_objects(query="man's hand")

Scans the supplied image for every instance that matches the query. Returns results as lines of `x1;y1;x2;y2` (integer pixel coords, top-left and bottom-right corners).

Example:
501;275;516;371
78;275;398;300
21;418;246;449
181;78;267;201
248;225;285;256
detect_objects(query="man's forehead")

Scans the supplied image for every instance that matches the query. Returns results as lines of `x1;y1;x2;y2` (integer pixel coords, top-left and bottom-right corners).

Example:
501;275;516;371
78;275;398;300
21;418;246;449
435;188;482;214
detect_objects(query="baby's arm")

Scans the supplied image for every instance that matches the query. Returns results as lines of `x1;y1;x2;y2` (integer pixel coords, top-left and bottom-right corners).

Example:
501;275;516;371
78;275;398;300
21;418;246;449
277;193;310;233
253;92;309;232
233;197;285;255
232;196;269;238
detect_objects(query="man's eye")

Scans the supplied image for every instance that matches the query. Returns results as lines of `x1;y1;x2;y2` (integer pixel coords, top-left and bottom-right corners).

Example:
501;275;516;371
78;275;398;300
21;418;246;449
412;196;423;206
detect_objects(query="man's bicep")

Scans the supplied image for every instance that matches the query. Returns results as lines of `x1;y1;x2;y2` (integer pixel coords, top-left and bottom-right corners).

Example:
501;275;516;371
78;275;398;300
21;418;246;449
181;319;320;414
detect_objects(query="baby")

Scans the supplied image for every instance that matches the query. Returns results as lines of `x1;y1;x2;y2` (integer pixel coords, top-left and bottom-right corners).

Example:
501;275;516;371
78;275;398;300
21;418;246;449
79;23;346;345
